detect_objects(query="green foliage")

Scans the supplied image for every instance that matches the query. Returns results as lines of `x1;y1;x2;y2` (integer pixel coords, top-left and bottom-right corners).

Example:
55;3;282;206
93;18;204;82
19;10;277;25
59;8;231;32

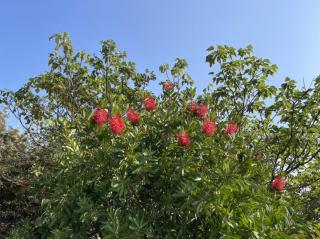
1;34;319;238
0;110;39;237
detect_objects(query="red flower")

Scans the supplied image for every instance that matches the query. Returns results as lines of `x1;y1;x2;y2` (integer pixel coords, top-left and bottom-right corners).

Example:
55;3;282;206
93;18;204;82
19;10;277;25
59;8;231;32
163;81;174;90
271;176;280;189
20;180;29;188
276;178;286;192
144;96;157;111
224;123;238;136
188;101;197;112
177;131;190;147
195;104;209;119
92;107;108;126
126;108;140;124
271;176;286;192
202;119;217;136
109;114;125;135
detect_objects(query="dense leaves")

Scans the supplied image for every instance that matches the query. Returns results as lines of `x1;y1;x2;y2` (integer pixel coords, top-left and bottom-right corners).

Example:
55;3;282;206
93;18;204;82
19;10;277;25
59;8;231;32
1;33;319;238
0;111;39;237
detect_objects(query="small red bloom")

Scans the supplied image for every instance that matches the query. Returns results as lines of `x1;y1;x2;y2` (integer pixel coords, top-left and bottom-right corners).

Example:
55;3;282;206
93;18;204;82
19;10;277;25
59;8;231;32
276;178;286;192
144;96;157;111
92;107;108;126
188;101;197;112
195;104;209;119
177;131;190;147
109;114;125;135
202;119;217;136
163;81;174;90
126;108;140;124
20;180;29;188
271;176;286;192
224;123;238;136
271;176;280;189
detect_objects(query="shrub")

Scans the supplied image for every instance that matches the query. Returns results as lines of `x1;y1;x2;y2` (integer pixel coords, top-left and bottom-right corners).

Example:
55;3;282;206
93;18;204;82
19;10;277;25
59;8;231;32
2;33;319;238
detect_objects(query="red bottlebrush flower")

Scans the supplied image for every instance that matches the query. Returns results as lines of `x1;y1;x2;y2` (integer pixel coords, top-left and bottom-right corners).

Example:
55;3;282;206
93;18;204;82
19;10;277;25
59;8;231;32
109;114;125;135
163;81;174;90
177;131;190;147
195;104;209;119
271;176;286;192
202;119;217;136
144;96;157;111
92;107;108;126
20;180;29;188
188;101;197;112
276;178;286;192
224;123;238;136
126;108;140;124
271;176;281;189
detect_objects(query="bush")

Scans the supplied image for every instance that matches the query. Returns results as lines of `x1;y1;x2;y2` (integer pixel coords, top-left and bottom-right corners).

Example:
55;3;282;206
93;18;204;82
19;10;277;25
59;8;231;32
2;33;319;238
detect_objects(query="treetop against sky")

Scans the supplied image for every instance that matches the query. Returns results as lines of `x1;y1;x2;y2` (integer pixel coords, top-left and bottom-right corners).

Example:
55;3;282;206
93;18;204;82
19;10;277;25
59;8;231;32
1;0;320;127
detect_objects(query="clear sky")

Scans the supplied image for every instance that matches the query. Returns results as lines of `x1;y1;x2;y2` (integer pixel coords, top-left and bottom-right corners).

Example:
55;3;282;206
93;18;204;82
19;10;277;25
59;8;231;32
1;1;320;126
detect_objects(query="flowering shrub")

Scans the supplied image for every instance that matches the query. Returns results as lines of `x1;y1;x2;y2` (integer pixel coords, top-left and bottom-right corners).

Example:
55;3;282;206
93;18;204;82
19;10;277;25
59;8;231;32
3;33;320;238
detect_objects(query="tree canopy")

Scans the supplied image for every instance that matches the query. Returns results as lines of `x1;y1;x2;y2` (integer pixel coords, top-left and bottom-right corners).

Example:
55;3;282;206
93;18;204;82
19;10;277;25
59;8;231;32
0;33;319;238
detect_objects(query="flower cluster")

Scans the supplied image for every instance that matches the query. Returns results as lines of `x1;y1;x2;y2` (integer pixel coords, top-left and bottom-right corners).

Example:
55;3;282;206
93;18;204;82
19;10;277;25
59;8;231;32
195;104;209;119
224;122;238;136
188;101;197;112
184;101;238;145
144;96;157;111
163;81;174;91
90;94;285;191
91;96;158;135
92;97;238;145
92;107;108;125
202;119;217;136
126;108;140;124
188;101;209;119
109;115;125;135
177;131;190;147
271;176;286;192
89;81;288;195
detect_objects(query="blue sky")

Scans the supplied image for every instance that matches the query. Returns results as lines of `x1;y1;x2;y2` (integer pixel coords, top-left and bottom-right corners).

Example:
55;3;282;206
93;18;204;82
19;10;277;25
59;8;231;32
1;1;320;126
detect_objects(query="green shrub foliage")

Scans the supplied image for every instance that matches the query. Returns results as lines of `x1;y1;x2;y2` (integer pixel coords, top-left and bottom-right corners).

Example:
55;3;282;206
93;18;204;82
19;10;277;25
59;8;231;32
2;33;320;238
0;111;38;237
